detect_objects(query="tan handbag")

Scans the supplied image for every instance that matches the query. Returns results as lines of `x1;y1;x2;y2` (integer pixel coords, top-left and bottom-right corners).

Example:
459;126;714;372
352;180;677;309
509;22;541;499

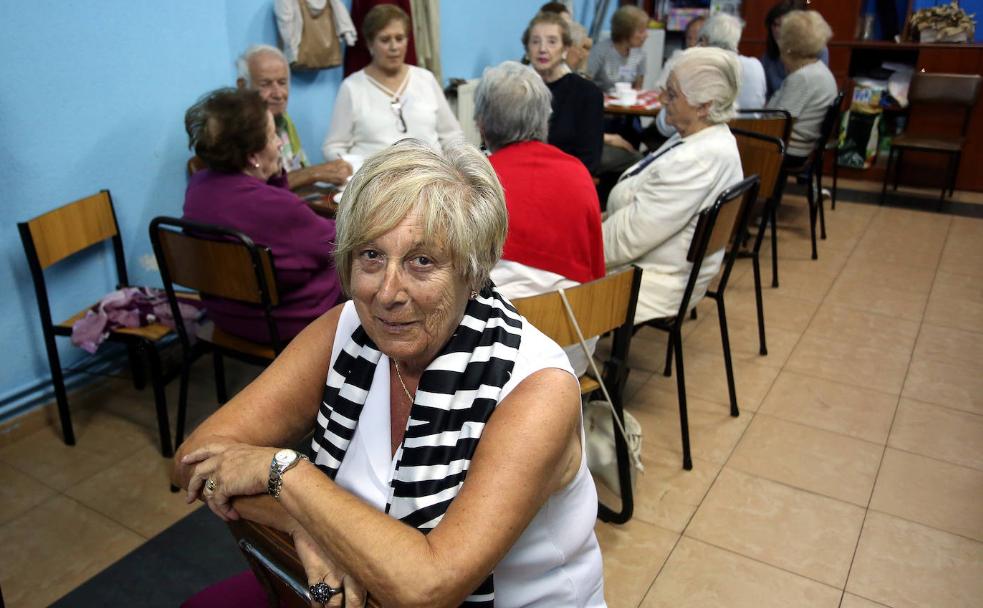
294;0;341;70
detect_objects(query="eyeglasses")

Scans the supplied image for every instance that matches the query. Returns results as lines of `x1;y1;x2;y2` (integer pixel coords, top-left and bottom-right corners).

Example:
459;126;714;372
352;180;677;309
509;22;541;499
391;99;407;133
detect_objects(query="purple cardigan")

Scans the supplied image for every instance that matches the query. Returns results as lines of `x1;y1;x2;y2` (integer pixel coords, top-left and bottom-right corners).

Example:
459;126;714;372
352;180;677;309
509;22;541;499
183;169;342;343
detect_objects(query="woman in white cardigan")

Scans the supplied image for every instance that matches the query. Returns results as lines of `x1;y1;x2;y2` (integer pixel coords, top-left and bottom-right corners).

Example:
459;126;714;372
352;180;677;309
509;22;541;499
603;47;744;324
322;5;462;160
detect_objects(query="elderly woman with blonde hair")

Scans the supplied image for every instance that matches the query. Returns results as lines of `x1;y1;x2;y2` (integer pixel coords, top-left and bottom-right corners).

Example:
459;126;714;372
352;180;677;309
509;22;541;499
603;47;744;324
175;138;606;607
766;9;837;165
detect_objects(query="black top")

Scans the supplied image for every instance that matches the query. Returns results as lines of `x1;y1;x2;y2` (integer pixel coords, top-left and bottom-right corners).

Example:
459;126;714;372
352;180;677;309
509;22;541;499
546;73;604;175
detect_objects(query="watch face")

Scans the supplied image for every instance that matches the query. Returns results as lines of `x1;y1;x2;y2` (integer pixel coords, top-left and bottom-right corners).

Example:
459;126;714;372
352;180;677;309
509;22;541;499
275;449;297;467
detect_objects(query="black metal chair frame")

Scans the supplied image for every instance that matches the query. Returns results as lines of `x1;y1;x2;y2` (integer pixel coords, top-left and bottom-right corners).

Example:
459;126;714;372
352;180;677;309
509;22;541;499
783;92;844;261
880;73;982;210
590;268;642;524
731;128;786;357
18;190;177;456
150;216;285;447
734;108;791;288
643;176;760;470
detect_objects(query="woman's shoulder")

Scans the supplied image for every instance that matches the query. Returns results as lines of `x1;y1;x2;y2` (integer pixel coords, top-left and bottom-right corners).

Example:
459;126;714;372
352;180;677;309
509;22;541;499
554;73;603;99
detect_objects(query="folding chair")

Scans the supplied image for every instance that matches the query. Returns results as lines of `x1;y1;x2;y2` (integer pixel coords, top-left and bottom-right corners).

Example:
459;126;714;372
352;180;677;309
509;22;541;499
642;176;760;470
731;128;786;356
150;217;285;448
511;266;643;524
18;190;178;455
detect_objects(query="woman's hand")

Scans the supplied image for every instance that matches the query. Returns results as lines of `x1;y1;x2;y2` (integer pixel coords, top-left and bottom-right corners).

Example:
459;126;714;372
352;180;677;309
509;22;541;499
182;442;278;521
294;527;368;607
316;160;353;185
604;133;636;152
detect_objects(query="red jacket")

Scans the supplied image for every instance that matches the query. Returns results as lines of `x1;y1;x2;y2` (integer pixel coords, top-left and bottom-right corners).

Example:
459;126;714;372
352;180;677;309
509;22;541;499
490;141;605;285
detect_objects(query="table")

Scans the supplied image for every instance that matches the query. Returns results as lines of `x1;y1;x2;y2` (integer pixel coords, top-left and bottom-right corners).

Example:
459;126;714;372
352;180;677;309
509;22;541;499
296;186;340;218
604;90;662;117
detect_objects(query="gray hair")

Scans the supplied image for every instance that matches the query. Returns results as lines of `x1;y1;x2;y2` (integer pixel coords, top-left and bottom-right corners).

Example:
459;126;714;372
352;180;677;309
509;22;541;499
474;61;552;152
569;21;589;47
698;13;744;52
236;44;288;86
334;139;508;293
664;47;741;124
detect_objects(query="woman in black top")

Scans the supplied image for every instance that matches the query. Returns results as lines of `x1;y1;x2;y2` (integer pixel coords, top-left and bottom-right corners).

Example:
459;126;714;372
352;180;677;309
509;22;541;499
522;11;604;174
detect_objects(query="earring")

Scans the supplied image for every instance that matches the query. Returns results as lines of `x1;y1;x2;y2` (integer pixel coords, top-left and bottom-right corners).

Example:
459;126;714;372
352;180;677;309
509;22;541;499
253;162;260;168
470;290;478;300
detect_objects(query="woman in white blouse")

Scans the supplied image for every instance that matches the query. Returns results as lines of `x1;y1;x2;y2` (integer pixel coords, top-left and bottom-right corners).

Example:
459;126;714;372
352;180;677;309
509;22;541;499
603;48;744;324
322;5;462;160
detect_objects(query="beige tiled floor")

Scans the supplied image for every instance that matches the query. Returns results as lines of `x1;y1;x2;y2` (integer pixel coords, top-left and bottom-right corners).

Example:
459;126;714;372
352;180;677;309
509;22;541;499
2;180;983;607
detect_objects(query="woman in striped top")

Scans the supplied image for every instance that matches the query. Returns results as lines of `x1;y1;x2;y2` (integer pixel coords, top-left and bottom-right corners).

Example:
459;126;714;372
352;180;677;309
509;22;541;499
174;139;605;607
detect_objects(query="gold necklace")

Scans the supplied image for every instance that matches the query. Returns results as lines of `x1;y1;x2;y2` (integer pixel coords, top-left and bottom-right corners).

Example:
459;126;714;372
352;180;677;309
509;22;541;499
392;360;415;405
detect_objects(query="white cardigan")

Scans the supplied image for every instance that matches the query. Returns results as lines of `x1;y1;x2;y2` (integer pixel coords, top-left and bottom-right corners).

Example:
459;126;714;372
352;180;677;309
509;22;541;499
603;123;743;324
322;65;463;160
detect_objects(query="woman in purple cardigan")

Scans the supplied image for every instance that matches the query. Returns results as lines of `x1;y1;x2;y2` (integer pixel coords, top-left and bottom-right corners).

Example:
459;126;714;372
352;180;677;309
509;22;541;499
183;88;342;343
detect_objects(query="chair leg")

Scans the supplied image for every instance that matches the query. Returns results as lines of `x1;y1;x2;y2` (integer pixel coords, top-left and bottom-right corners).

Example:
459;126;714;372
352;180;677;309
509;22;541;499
893;149;904;191
174;357;192;449
689;308;698;320
751;254;768;356
715;296;740;418
213;351;228;404
663;337;673;377
807;177;819;260
144;344;174;458
671;329;692;470
770;205;779;288
41;332;75;445
880;148;894;205
831;152;839;210
126;344;146;391
949;152;961;198
816;168;827;240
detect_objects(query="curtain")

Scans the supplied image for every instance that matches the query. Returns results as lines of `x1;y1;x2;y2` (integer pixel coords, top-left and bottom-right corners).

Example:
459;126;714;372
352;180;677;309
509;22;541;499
409;0;441;84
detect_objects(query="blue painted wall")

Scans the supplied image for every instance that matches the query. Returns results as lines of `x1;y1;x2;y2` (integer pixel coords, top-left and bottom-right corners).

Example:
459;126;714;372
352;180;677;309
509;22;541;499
0;0;611;422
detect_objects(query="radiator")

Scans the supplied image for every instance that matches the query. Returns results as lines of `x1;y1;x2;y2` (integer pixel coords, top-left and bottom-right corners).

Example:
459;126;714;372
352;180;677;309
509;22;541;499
452;78;482;148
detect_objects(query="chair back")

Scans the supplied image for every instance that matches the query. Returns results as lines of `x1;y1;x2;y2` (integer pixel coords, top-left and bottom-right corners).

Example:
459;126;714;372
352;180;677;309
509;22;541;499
732;109;792;146
510;267;642;349
17;190;129;332
731;129;785;255
909;73;982;107
149;216;282;351
678;176;760;320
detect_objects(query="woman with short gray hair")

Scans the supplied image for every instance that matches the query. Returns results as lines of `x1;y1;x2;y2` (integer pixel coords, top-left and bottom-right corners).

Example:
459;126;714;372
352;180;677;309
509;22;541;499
698;13;766;109
476;61;606;375
176;137;606;607
766;9;837;164
603;47;744;323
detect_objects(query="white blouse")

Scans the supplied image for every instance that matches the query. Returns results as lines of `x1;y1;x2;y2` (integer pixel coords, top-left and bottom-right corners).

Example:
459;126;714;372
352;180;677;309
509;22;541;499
322;65;463;160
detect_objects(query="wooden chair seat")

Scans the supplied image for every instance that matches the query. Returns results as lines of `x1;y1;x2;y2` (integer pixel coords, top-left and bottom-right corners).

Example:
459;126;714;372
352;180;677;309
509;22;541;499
890;133;965;152
579;375;600;394
56;307;173;341
197;321;278;361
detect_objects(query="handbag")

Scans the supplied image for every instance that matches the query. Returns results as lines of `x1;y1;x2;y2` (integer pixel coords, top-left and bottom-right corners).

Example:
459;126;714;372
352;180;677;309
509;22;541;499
557;289;644;496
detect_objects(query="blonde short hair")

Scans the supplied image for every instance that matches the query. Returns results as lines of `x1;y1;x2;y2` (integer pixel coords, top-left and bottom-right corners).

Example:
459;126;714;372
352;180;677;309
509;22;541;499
334;139;508;294
779;10;832;61
664;47;741;124
611;6;649;42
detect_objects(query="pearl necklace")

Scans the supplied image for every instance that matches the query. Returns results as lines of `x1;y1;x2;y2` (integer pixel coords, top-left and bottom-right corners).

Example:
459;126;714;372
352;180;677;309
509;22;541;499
392;361;415;405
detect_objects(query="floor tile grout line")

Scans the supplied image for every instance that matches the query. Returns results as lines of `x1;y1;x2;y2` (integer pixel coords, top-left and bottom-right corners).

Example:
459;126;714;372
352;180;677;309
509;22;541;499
837;211;954;605
723;459;875;510
883;443;983;473
863;505;983;547
675;535;847;593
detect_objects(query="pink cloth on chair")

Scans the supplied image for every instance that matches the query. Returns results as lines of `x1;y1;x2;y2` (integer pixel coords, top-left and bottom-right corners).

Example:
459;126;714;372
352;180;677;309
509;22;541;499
70;287;202;353
181;569;280;608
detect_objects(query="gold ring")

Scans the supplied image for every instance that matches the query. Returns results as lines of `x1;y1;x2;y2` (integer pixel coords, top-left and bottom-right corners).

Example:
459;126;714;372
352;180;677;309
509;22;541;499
204;478;216;494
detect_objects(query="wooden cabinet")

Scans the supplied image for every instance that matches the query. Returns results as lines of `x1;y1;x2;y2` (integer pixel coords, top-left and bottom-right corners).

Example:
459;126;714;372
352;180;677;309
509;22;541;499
738;1;983;191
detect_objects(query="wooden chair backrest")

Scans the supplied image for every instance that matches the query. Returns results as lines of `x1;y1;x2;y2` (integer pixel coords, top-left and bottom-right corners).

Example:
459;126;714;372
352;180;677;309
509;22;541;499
732;128;785;200
909;73;982;107
511;267;640;348
22;190;118;270
686;176;760;264
730;111;790;145
153;223;279;306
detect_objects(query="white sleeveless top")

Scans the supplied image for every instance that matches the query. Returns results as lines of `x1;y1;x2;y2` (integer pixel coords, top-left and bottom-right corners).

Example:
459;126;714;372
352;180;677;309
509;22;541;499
327;302;606;606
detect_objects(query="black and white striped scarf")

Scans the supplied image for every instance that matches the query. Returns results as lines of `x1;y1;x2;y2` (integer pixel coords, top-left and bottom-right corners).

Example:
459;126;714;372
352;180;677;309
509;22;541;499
311;288;523;606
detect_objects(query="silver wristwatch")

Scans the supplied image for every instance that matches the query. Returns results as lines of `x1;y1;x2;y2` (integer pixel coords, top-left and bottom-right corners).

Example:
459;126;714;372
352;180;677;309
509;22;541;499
268;449;308;500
